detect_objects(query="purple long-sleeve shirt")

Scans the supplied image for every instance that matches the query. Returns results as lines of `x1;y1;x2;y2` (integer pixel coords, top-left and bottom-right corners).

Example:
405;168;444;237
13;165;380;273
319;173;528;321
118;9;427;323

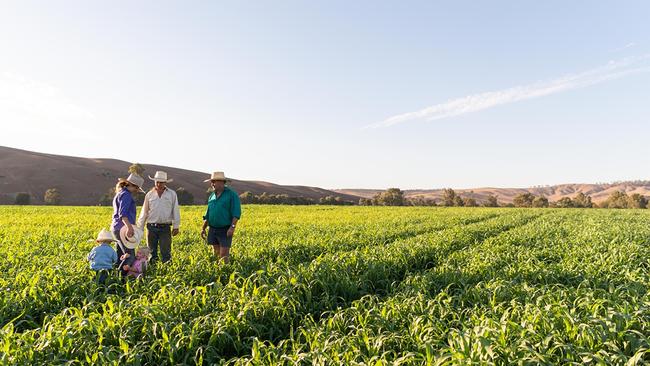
111;188;136;231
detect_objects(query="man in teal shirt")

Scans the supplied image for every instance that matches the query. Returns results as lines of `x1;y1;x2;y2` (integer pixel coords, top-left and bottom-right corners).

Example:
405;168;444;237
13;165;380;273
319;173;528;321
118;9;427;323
201;171;241;263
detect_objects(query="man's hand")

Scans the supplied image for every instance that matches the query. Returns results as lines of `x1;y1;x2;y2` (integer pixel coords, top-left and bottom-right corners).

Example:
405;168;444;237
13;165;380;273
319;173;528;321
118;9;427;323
172;228;179;236
200;228;207;240
227;227;235;237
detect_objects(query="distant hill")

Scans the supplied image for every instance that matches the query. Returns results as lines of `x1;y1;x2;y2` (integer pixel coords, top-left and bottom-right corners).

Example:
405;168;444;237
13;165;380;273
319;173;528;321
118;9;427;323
3;146;648;206
0;146;359;205
336;182;650;205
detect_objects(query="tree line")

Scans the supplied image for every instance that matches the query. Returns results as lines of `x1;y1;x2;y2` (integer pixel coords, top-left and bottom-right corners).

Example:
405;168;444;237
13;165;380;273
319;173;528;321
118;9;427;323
239;192;354;205
358;188;495;207
9;187;650;208
356;188;650;209
7;162;650;208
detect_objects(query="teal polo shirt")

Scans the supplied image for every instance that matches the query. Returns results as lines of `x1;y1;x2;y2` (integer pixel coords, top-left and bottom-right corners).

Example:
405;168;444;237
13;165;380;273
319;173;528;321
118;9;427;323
203;187;242;228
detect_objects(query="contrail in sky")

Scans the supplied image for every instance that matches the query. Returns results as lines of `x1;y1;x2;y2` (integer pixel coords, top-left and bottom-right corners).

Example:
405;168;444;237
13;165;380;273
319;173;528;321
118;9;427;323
367;55;650;129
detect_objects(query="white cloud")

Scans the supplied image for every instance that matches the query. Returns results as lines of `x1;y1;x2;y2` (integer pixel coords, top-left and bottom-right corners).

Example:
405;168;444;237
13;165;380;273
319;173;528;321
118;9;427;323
611;42;637;52
368;55;650;129
0;72;96;138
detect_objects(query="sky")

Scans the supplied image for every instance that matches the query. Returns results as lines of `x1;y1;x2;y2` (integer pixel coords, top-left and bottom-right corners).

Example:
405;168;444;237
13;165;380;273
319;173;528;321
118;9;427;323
1;1;649;190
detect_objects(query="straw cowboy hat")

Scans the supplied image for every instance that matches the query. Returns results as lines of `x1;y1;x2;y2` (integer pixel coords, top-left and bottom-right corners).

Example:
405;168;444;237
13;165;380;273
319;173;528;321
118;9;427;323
149;170;173;183
118;173;145;193
94;228;116;242
204;171;231;182
119;225;144;249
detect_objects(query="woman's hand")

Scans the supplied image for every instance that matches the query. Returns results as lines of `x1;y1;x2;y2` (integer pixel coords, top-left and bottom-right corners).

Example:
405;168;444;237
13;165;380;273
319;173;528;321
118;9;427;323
126;224;134;238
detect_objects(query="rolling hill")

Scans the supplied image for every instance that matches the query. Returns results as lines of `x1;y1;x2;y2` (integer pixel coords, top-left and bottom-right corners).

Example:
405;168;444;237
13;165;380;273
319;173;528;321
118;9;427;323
3;146;649;206
336;182;650;205
0;146;360;205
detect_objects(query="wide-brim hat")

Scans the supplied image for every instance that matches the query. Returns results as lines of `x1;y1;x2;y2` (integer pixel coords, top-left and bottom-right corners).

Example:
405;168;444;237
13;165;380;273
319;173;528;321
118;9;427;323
118;173;146;193
204;171;231;182
95;228;116;242
149;170;173;183
119;225;144;249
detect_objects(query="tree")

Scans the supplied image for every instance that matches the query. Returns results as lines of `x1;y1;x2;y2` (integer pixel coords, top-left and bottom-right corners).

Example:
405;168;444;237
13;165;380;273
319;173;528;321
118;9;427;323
128;163;145;176
554;197;574;208
573;193;593;208
239;191;256;204
628;193;648;209
407;196;436;206
513;193;535;208
532;196;549;208
442;189;457;207
463;197;478;207
176;187;194;205
320;196;337;205
603;191;629;209
132;191;145;205
256;192;271;204
359;198;372;206
99;187;116;206
15;192;30;205
483;195;499;207
453;195;465;207
377;188;406;206
44;188;62;205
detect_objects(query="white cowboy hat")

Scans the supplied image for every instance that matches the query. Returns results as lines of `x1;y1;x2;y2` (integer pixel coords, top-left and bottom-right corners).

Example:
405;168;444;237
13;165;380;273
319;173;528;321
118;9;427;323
148;170;173;183
118;173;146;193
119;225;144;249
204;171;231;182
95;228;116;242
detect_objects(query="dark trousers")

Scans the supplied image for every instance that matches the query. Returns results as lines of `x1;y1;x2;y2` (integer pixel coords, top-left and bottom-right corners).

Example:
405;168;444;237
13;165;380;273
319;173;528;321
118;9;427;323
96;270;110;284
113;228;135;274
147;224;172;263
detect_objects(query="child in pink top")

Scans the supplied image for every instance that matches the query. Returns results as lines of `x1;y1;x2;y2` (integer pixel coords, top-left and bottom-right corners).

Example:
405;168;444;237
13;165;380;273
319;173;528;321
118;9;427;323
120;246;151;279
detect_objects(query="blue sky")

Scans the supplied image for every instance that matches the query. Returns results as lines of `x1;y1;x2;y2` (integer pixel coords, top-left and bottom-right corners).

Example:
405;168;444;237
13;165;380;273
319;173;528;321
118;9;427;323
1;1;649;189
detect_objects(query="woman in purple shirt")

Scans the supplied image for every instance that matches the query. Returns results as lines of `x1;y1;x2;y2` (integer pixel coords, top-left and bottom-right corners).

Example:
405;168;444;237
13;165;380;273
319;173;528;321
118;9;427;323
111;173;145;272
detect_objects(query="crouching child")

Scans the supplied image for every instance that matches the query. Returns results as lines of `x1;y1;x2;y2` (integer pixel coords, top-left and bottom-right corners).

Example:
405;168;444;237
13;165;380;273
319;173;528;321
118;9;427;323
120;246;151;279
87;229;118;284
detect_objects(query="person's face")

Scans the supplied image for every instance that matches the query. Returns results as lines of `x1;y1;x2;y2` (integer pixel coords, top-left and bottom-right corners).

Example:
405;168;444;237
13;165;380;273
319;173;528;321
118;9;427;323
211;180;225;191
126;183;139;193
155;181;166;190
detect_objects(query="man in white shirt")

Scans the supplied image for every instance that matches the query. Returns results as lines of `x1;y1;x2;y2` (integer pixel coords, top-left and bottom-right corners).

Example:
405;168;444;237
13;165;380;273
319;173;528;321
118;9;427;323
137;171;181;263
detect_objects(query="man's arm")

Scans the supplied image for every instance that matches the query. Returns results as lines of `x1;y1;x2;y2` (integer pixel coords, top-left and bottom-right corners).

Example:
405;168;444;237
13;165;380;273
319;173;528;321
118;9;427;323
200;219;209;240
201;194;213;240
137;192;149;228
227;194;241;237
172;191;180;235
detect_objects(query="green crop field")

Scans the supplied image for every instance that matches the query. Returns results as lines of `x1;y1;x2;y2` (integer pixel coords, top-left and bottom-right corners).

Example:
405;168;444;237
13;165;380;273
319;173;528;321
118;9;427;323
1;206;650;365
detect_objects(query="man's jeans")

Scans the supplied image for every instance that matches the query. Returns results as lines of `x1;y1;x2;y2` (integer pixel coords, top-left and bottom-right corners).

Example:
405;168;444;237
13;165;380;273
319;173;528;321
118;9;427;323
147;224;172;263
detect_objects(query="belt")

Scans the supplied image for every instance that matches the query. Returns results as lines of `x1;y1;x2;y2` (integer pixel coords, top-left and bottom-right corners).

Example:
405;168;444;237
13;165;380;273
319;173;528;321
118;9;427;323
147;223;172;227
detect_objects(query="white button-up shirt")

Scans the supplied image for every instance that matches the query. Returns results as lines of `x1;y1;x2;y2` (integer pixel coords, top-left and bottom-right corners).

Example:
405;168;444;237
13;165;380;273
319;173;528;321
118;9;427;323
137;187;181;229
